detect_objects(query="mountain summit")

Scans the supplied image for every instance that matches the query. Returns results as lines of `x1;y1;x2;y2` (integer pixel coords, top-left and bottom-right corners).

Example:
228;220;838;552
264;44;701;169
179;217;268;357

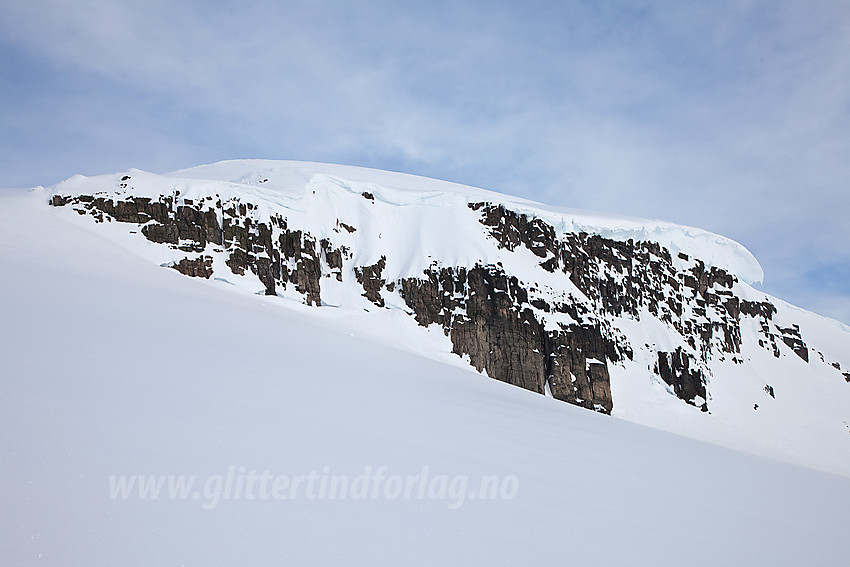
44;159;850;475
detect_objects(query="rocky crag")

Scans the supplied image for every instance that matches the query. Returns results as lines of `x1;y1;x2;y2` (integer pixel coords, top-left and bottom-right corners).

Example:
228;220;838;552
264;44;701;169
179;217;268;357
50;171;848;417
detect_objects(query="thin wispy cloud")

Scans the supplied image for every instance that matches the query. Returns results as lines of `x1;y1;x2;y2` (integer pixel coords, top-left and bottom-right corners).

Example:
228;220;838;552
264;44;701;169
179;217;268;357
1;0;847;322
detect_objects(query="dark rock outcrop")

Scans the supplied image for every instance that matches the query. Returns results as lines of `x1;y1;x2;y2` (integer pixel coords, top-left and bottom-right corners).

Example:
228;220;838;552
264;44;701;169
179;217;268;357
355;256;387;307
171;256;214;279
400;264;617;412
53;193;342;306
655;348;708;411
467;203;797;409
777;324;809;362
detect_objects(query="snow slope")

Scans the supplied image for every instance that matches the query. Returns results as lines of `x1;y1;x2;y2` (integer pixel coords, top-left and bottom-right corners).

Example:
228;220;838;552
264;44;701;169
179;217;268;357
2;185;849;565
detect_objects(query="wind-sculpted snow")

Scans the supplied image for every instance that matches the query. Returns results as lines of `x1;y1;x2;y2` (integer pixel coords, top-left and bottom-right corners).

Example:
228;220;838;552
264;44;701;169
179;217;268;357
181;161;762;278
43;159;850;475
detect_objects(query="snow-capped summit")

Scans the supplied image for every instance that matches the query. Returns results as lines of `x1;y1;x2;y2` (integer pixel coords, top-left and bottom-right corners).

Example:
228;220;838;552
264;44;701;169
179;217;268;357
41;159;850;476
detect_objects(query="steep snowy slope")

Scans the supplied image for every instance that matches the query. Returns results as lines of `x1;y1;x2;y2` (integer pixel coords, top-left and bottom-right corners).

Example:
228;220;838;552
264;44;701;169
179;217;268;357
38;160;850;476
2;185;850;565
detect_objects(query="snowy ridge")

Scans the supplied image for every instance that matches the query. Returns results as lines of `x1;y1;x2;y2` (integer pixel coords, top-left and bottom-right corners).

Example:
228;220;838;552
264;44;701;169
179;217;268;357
181;160;764;283
54;159;763;283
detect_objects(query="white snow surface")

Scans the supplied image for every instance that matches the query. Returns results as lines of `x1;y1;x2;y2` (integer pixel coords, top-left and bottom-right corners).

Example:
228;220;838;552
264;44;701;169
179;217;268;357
2;183;849;565
53;159;765;283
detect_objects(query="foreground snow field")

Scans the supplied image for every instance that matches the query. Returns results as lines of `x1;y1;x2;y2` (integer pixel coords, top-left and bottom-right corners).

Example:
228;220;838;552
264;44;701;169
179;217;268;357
2;186;850;564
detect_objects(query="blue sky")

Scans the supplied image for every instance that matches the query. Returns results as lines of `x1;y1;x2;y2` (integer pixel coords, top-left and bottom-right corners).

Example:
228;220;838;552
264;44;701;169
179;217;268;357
1;0;848;324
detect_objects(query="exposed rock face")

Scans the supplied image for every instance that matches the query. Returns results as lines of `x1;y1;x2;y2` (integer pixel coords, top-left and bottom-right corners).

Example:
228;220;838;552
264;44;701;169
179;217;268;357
777;324;809;362
49;187;843;416
55;190;343;306
171;256;214;279
655;348;707;411
400;264;616;412
462;203;832;411
355;256;387;307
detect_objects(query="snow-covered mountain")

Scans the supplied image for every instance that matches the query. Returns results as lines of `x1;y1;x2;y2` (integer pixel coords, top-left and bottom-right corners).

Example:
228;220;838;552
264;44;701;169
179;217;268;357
41;159;850;475
2;162;850;565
